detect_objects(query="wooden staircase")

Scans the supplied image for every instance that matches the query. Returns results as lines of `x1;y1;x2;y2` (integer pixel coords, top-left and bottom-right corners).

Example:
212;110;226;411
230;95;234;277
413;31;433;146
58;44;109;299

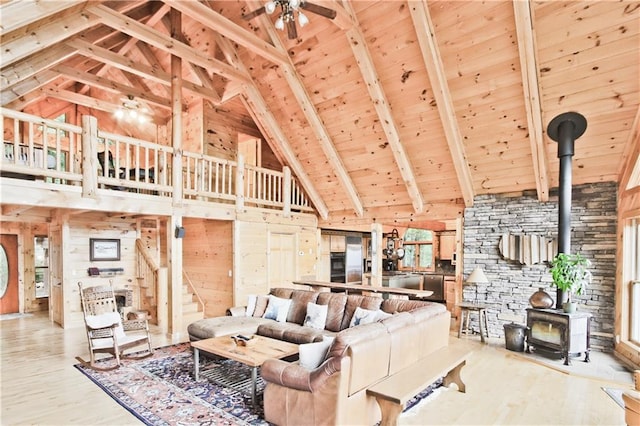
182;281;204;324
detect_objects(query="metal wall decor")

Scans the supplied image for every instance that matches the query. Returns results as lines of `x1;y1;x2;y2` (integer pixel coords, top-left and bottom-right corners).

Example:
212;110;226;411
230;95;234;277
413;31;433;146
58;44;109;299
498;233;556;266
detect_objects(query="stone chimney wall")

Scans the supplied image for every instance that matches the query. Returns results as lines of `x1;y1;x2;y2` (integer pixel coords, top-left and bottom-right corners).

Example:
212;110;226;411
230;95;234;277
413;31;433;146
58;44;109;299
463;182;617;351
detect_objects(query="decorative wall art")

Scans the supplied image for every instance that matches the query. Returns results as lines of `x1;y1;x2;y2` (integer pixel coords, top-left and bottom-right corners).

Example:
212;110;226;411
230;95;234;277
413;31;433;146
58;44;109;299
498;233;556;266
89;238;121;261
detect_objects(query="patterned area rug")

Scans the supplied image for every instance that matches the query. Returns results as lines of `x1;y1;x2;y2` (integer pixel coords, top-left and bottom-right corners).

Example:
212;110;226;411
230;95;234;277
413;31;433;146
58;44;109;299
74;342;441;426
74;343;268;425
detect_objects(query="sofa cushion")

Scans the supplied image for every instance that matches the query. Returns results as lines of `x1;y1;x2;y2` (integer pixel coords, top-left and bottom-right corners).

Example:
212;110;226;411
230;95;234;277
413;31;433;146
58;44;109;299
246;295;258;317
252;295;270;317
316;292;348;332
340;295;383;330
263;295;292;322
287;290;319;324
349;306;379;327
304;302;328;330
258;321;327;344
187;316;272;341
299;336;335;370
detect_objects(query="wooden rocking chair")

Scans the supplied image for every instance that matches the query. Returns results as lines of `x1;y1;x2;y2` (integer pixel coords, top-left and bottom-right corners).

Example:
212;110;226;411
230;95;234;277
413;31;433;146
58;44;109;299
77;281;153;370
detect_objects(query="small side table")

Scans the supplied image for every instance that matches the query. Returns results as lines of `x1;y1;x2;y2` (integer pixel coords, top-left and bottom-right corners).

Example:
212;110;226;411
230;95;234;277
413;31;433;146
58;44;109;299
457;302;489;343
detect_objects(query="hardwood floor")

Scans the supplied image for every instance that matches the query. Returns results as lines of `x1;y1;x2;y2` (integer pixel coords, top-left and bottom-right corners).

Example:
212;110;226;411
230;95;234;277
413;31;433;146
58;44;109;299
0;312;629;425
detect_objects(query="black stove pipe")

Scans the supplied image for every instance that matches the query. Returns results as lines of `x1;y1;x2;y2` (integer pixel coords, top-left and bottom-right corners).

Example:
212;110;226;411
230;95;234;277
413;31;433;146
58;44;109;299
547;112;587;309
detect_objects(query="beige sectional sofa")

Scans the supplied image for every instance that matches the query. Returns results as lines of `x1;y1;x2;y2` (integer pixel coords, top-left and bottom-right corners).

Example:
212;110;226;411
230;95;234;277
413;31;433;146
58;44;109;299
187;287;451;425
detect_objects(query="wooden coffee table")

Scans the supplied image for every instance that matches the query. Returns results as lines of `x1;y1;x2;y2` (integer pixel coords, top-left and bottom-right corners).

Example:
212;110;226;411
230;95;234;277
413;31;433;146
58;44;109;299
191;335;299;405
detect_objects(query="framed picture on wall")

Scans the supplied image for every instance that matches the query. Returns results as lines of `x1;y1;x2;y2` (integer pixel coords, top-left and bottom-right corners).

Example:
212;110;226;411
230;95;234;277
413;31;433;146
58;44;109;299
89;238;120;261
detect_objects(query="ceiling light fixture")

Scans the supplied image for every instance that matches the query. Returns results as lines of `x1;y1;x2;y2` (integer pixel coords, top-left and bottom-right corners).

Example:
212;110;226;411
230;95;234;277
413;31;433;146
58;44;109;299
114;95;149;124
243;1;336;40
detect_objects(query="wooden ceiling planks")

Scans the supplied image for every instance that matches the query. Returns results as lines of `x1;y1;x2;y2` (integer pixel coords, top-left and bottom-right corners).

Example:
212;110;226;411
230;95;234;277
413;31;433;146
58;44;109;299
1;0;638;225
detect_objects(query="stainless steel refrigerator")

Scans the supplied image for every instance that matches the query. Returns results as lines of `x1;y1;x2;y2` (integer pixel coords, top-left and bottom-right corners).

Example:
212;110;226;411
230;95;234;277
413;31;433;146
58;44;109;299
345;236;363;283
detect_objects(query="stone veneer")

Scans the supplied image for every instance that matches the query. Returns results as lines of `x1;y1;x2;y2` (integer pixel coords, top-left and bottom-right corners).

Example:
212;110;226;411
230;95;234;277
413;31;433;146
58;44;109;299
463;182;617;351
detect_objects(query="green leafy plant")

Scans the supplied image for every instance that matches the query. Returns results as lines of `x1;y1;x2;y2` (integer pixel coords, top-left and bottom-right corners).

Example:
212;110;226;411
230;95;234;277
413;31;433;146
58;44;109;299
550;252;592;303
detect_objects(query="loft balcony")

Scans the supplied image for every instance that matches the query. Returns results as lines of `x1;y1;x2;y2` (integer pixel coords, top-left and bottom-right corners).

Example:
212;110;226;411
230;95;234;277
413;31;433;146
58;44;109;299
0;108;314;218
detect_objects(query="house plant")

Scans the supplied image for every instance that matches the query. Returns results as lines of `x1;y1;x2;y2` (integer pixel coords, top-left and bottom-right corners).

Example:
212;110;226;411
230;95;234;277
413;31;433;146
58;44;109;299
550;252;592;313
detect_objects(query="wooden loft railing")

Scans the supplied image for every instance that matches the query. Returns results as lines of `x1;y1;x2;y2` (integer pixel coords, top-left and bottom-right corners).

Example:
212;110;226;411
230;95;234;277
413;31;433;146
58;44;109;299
0;108;314;214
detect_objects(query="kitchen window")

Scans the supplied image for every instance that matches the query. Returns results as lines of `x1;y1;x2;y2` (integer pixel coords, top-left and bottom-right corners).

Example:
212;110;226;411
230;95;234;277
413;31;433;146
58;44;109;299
399;228;434;271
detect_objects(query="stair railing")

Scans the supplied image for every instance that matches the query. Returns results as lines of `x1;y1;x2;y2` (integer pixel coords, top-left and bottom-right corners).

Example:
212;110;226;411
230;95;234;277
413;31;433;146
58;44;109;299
183;270;205;313
135;239;168;326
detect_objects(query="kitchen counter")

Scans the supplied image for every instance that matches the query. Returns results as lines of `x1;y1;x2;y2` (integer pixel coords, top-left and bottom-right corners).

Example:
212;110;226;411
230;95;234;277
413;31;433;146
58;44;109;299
381;273;422;290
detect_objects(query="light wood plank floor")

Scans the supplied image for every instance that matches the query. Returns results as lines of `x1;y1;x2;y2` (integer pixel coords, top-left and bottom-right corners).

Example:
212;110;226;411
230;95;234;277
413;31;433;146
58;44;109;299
0;312;630;425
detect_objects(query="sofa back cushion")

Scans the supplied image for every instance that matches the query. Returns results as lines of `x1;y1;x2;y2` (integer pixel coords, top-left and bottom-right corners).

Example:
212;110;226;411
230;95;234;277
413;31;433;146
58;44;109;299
326;322;390;396
316;292;348;332
380;312;422;373
381;298;433;313
340;295;383;331
286;290;319;324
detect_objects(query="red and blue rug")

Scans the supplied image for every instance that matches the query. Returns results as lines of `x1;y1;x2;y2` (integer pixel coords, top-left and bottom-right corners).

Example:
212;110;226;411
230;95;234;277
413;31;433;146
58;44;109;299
74;342;441;426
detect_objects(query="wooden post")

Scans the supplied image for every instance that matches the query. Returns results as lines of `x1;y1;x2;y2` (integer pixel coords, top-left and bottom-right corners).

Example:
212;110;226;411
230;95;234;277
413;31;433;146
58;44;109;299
370;223;383;286
168;8;183;338
236;152;245;212
283;166;291;217
156;267;168;332
81;115;98;198
170;8;183;207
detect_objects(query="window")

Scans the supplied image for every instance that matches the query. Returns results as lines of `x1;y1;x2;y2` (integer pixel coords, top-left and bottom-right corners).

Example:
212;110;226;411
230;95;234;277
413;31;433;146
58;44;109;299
46;113;68;138
34;236;49;298
399;228;434;271
629;218;640;345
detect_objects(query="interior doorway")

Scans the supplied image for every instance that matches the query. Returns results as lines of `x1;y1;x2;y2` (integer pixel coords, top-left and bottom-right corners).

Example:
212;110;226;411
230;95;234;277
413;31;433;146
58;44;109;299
268;233;296;287
0;234;19;314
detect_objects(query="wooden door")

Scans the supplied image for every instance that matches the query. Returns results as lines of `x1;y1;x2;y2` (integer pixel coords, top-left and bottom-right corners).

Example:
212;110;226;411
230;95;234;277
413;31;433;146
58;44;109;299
269;233;296;288
0;234;19;314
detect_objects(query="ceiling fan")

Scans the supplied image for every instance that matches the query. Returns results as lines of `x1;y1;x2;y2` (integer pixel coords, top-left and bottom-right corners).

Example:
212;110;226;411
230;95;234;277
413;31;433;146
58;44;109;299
243;0;337;40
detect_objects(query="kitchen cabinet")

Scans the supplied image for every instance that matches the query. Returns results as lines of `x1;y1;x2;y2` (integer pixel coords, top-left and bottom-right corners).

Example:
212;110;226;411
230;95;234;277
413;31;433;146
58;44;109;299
439;234;456;260
330;235;346;252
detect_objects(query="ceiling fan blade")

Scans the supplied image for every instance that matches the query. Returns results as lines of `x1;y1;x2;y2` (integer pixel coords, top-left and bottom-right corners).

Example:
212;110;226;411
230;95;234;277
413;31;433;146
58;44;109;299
286;19;298;39
300;2;336;19
242;6;266;20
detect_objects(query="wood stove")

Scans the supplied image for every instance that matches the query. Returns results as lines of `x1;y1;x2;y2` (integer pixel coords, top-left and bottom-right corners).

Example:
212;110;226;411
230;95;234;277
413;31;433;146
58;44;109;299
526;308;592;365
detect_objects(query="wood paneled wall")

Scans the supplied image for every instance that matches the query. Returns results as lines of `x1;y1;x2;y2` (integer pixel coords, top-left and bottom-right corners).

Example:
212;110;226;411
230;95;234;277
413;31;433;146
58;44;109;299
182;217;233;318
63;212;140;329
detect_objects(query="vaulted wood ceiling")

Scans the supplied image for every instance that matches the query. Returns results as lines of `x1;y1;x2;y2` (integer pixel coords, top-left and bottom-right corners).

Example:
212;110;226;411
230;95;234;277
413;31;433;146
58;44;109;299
2;0;639;229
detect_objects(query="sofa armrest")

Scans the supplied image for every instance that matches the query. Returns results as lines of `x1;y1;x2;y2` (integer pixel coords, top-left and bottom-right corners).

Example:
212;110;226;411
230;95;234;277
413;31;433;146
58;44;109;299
227;306;246;317
262;356;343;392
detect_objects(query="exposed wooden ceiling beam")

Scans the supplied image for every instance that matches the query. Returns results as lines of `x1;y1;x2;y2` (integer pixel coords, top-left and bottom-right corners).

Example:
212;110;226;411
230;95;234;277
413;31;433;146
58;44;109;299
78;2;172;96
166;1;288;66
2;70;59;106
245;0;364;217
513;0;549;202
87;4;250;84
408;0;475;207
50;65;173;111
0;0;85;37
158;15;218;94
41;86;168;125
1;44;76;89
66;38;221;105
0;7;100;68
1;204;35;217
342;1;424;213
215;35;329;220
618;105;640;192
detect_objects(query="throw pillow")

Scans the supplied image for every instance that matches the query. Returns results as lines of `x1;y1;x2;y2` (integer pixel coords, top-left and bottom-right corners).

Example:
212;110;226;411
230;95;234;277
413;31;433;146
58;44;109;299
253;295;269;317
262;295;292;322
246;295;257;317
299;336;335;370
303;302;328;330
349;306;379;327
376;309;393;321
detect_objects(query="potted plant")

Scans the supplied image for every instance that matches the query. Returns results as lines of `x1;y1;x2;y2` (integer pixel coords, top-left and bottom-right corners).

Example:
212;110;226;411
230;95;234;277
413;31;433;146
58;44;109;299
550;252;592;313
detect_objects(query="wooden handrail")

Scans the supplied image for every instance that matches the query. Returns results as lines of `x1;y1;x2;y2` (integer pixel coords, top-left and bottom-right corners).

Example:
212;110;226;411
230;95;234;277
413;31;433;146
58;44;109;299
183;270;205;311
135;239;160;272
